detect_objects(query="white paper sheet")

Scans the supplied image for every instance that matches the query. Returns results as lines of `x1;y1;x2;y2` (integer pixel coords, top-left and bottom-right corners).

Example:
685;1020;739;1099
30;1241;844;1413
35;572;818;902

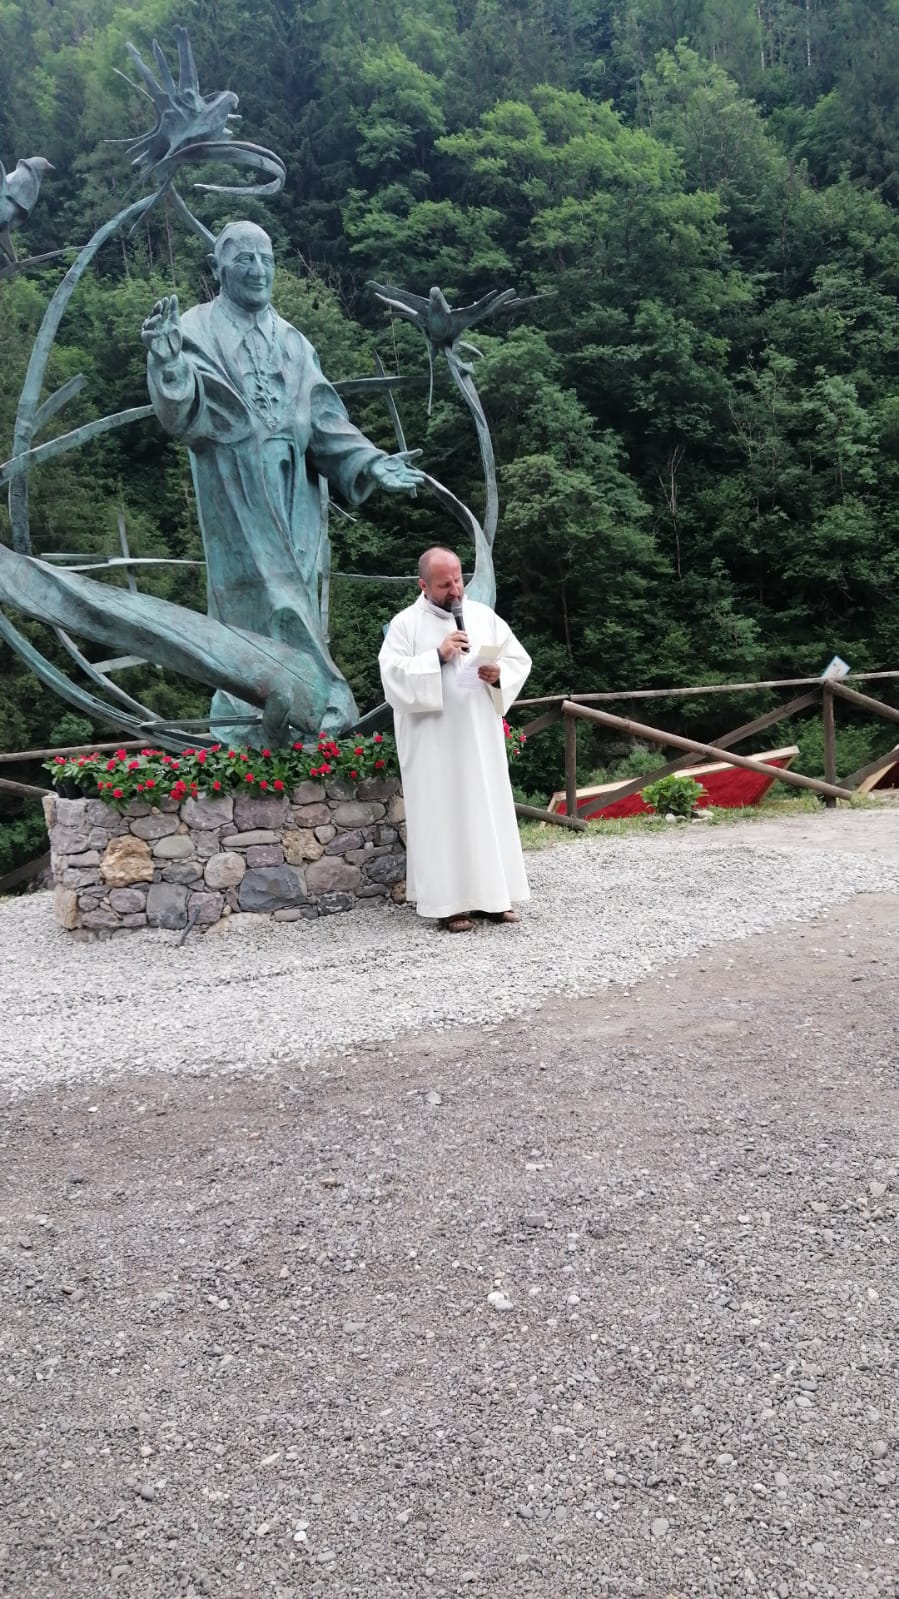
454;644;504;711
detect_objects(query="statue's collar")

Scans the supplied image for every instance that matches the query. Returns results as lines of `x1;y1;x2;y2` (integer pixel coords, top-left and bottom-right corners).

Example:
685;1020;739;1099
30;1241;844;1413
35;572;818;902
215;295;276;339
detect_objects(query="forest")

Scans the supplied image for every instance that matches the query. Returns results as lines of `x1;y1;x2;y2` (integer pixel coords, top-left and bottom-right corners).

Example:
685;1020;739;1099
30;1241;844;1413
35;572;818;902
2;0;899;860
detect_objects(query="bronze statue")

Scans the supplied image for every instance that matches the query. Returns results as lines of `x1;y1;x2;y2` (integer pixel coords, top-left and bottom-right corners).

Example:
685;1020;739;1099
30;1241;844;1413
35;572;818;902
0;30;525;751
142;221;423;736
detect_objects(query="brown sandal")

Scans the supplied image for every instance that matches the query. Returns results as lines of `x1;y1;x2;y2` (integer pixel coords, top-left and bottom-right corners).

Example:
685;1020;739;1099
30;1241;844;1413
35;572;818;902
442;914;473;933
485;909;520;924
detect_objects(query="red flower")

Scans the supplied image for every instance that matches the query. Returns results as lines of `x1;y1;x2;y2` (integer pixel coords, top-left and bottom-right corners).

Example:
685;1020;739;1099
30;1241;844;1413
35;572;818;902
261;748;271;758
128;760;140;770
259;779;269;790
349;769;358;780
228;750;237;759
114;749;126;760
273;779;285;792
245;772;255;783
210;745;221;753
293;742;304;751
321;762;332;774
54;756;65;765
106;759;118;772
136;783;144;792
144;778;156;790
375;759;385;770
212;780;222;791
374;733;383;744
354;746;364;756
196;750;207;764
112;787;124;799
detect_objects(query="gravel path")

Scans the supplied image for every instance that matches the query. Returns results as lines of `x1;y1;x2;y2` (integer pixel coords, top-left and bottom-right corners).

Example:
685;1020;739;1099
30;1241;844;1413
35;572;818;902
1;809;898;1599
2;810;899;1096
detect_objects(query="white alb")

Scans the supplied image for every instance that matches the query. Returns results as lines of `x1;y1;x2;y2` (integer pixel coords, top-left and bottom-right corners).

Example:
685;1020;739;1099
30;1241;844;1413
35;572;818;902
379;594;532;919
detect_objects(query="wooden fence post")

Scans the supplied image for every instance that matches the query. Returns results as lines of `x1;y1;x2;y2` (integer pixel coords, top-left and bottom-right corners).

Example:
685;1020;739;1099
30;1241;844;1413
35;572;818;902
564;709;578;819
822;685;837;807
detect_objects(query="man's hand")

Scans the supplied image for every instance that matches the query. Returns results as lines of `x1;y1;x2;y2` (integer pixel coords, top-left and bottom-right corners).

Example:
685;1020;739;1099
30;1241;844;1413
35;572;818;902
438;629;469;663
370;450;425;493
141;295;183;365
478;663;501;685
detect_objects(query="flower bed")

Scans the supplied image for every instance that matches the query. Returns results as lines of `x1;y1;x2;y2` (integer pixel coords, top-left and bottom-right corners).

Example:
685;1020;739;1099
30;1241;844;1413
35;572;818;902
43;739;406;936
45;732;396;808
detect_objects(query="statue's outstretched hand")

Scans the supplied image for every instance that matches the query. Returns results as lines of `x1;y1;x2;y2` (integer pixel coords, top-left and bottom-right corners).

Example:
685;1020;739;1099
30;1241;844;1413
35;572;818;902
370;450;425;493
141;295;183;365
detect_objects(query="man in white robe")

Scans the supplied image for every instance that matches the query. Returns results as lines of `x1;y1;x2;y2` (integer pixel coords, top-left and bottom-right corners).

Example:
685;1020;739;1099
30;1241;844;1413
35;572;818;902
379;547;532;931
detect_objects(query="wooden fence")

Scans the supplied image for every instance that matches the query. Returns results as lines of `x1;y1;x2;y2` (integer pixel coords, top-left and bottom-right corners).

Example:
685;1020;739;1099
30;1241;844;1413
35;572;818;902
512;669;899;827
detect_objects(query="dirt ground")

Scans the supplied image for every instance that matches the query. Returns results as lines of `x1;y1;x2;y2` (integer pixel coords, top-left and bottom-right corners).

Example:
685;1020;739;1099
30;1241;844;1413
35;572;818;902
1;808;898;1599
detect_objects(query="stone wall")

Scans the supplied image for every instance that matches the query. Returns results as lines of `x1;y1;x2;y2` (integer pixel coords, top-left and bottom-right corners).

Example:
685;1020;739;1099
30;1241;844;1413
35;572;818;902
43;778;406;937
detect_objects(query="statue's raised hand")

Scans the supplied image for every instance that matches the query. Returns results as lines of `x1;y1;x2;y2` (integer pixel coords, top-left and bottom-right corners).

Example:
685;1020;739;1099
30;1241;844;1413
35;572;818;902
370;450;425;494
141;295;183;365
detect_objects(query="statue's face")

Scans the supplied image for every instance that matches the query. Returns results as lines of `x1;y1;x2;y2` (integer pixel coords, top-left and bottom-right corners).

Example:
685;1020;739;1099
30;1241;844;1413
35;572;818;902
217;227;275;312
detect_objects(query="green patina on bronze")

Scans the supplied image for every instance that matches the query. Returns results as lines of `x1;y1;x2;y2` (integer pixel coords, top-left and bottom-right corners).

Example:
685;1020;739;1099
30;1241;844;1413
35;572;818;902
142;222;421;741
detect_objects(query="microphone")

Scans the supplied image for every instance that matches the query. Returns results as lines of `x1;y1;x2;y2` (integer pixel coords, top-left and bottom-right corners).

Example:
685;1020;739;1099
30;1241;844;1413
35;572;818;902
451;599;469;653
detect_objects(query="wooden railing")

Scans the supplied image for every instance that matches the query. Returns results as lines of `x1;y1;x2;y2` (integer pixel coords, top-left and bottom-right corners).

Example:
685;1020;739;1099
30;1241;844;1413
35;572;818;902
511;669;899;827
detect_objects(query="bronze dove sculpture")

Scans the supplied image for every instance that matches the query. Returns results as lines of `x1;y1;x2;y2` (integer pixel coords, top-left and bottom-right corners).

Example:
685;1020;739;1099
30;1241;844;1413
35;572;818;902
367;281;539;412
0;157;54;264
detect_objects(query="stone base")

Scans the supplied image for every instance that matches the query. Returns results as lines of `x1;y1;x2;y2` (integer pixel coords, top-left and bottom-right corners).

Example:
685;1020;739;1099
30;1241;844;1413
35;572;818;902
44;779;406;936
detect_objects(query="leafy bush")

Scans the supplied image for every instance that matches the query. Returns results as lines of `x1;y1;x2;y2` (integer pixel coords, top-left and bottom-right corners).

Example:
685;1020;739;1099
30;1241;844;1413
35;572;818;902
792;715;885;782
641;774;707;819
586;743;672;786
48;713;96;749
0;805;48;879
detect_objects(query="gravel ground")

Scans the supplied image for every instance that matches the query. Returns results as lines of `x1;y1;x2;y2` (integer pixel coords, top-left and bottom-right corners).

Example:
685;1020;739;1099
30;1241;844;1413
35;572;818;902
2;810;899;1097
1;808;899;1599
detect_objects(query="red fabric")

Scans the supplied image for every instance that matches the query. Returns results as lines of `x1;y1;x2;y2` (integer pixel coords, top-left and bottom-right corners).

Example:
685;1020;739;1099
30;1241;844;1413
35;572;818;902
553;756;795;820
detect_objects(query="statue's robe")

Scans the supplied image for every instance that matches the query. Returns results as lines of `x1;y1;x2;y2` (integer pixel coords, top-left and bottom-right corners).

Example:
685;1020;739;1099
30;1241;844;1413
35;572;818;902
379;594;531;920
0;540;345;740
148;296;385;736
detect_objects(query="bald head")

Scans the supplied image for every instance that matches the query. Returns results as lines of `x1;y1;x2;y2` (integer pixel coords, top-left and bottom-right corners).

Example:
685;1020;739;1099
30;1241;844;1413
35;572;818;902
418;546;463;611
214;220;273;267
